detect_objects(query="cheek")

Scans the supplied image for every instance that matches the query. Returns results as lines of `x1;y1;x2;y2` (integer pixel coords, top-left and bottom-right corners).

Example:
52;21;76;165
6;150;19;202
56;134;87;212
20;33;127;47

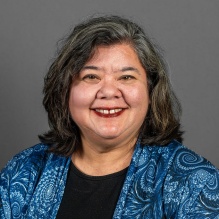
69;86;94;125
123;84;149;109
69;85;94;110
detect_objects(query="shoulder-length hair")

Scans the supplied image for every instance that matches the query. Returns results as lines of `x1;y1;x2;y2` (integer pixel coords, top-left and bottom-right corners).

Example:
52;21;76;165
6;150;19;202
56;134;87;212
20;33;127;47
39;15;183;156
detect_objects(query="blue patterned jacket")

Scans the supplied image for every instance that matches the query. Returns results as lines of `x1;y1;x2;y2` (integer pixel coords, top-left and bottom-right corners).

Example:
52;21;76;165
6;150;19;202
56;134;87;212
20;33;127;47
1;140;219;218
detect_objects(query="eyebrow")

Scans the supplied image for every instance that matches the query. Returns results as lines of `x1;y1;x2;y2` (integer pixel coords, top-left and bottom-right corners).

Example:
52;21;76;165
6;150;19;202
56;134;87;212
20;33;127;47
121;67;140;74
82;66;99;70
82;65;140;74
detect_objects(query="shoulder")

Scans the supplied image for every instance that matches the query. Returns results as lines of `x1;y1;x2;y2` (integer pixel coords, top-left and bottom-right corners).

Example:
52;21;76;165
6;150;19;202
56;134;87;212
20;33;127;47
162;141;219;217
116;141;219;218
137;140;185;171
140;140;218;174
0;143;71;184
0;143;70;181
0;144;48;217
0;144;52;190
165;141;219;185
1;143;49;176
0;144;70;218
170;142;218;175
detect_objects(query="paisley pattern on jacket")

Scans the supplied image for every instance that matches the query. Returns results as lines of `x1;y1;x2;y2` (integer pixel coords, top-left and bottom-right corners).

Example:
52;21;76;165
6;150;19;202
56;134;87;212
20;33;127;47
1;140;219;218
0;144;70;218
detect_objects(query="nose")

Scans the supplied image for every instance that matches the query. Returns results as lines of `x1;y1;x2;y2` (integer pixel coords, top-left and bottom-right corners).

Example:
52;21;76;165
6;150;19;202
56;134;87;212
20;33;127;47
96;78;122;99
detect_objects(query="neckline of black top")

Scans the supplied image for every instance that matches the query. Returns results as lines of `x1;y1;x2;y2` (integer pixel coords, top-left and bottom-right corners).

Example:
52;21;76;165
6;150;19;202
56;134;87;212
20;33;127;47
70;161;129;181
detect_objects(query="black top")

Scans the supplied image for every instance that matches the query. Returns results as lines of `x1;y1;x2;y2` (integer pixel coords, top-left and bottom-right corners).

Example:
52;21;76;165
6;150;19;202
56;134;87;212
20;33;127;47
56;162;128;219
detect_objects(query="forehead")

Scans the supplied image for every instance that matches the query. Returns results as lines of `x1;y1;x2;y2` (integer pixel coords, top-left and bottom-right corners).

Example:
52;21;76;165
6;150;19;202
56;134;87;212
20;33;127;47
85;43;142;68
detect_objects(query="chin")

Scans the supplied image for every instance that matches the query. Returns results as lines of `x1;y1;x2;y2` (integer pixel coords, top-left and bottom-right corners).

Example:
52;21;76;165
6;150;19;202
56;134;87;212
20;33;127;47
98;133;120;140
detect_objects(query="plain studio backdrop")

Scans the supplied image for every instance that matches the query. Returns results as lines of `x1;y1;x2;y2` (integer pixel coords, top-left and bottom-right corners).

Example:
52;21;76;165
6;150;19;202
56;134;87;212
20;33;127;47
0;0;219;169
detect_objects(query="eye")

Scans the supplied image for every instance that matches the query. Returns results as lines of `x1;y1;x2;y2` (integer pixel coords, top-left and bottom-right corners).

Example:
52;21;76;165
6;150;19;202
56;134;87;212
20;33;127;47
82;74;100;83
119;75;136;80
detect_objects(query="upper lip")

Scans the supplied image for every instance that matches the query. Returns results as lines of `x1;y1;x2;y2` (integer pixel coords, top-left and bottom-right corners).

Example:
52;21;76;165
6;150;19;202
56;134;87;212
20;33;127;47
90;106;128;110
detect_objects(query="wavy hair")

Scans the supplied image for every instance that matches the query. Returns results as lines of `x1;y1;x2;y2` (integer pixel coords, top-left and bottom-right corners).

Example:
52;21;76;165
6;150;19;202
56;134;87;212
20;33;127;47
39;15;183;156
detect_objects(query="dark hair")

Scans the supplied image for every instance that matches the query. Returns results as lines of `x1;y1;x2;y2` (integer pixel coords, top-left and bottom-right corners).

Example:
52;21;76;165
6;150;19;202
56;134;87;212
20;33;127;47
39;15;183;156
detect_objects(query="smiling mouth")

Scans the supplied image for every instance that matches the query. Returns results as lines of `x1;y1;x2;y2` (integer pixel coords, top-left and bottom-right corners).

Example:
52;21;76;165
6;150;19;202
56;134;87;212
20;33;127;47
95;109;122;114
93;108;124;117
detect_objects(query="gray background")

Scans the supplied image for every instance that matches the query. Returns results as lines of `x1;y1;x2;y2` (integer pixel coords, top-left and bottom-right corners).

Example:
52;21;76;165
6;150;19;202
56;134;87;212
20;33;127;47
0;0;219;169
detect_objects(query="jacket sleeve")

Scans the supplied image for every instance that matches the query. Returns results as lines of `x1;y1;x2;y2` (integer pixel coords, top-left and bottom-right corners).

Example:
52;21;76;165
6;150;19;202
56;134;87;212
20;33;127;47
0;144;48;219
163;147;219;219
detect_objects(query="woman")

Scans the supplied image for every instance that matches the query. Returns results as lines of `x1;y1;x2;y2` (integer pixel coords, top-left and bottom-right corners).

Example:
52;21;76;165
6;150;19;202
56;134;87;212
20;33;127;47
1;15;219;218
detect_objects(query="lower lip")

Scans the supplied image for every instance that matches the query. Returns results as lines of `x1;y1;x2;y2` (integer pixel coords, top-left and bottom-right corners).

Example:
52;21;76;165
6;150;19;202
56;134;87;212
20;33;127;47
93;110;124;118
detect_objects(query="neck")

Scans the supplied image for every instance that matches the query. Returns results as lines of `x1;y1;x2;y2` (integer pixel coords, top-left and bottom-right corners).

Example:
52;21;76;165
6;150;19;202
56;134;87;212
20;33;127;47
72;137;137;176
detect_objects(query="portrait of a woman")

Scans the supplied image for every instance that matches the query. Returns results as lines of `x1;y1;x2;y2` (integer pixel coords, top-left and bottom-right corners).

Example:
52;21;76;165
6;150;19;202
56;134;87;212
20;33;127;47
0;15;219;218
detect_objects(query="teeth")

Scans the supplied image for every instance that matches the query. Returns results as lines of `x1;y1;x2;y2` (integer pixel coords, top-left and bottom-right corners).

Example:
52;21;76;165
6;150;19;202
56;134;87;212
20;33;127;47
95;109;122;114
109;109;115;114
115;109;122;113
95;109;104;113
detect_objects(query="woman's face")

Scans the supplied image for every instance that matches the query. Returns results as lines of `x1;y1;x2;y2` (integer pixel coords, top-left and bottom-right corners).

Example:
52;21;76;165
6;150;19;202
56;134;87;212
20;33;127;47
69;43;149;147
